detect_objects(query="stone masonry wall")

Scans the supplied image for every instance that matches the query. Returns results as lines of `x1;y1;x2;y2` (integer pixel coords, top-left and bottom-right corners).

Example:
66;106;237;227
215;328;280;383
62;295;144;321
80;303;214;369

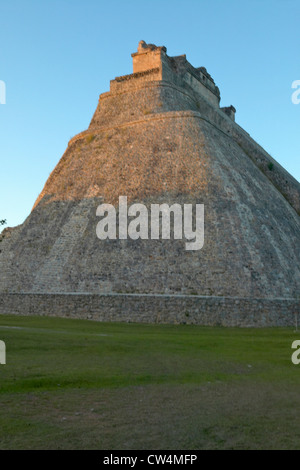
3;111;300;299
88;75;300;216
0;293;298;327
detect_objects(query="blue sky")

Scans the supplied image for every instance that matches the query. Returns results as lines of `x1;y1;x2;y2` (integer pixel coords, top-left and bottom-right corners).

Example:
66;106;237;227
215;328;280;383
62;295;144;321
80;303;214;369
0;0;299;229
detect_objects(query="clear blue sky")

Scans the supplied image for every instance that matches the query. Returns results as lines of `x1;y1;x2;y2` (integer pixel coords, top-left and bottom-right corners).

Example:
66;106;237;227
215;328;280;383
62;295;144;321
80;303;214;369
0;0;299;230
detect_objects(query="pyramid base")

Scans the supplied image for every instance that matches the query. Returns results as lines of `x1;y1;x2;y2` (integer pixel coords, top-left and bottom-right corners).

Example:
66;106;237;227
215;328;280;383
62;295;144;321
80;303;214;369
0;293;298;327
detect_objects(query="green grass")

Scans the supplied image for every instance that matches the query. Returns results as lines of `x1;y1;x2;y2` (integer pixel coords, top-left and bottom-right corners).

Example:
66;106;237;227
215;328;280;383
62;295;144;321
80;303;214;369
0;315;300;449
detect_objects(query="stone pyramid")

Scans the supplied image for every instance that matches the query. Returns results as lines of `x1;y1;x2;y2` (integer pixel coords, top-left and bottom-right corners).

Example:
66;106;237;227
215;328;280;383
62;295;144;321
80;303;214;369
0;41;299;326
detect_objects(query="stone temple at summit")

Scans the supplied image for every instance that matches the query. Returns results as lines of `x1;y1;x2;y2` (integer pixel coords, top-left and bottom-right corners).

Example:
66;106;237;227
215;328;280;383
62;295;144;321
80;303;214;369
0;41;299;326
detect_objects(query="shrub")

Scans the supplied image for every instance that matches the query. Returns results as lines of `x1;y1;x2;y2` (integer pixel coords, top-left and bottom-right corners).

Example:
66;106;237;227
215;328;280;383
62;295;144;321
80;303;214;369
86;134;95;144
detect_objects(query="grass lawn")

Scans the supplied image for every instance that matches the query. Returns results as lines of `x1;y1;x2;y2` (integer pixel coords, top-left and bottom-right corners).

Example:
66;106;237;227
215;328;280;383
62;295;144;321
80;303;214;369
0;314;299;449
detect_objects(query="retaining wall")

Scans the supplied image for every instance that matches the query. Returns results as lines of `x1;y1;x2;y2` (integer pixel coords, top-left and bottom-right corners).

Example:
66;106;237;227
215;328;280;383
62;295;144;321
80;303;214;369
0;293;298;327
